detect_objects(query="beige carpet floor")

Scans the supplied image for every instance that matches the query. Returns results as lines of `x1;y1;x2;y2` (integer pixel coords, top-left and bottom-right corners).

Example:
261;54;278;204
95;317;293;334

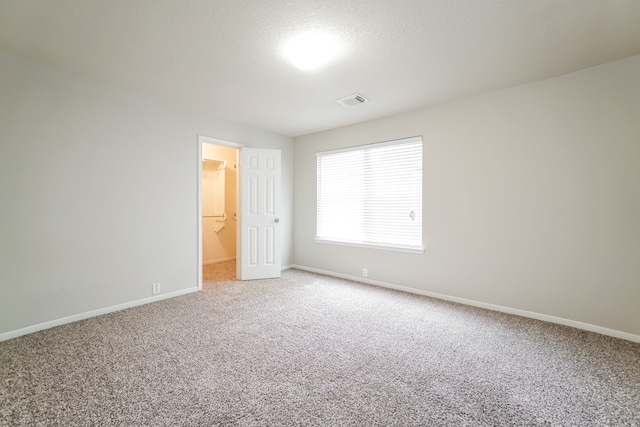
203;260;237;285
1;267;639;426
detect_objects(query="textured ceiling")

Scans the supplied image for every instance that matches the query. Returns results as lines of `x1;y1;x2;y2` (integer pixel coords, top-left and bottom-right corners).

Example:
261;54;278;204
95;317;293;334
1;0;640;137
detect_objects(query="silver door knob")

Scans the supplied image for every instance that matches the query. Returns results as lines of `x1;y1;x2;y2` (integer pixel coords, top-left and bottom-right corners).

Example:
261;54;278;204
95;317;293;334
275;218;280;223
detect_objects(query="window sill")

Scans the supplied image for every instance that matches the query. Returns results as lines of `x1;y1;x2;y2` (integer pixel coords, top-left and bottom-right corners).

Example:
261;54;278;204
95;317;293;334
314;238;424;254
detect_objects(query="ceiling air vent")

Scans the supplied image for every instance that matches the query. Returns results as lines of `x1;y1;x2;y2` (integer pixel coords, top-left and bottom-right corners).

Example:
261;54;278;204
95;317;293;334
336;93;368;107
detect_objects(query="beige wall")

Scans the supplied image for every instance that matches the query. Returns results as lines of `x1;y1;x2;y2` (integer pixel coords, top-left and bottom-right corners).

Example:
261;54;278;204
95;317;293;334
0;50;293;336
202;144;237;263
293;54;640;337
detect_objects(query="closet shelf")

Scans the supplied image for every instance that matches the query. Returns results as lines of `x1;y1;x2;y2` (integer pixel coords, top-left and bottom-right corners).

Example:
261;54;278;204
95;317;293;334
202;159;226;169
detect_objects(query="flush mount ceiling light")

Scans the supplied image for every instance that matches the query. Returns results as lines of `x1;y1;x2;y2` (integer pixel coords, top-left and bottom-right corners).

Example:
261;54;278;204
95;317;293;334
283;31;342;71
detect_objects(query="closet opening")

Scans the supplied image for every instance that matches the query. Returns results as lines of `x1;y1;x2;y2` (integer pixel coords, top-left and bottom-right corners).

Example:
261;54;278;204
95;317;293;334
200;139;240;288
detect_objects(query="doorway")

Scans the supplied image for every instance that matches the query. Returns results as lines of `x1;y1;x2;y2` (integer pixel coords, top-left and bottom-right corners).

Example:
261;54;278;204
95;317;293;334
198;137;241;289
197;135;283;290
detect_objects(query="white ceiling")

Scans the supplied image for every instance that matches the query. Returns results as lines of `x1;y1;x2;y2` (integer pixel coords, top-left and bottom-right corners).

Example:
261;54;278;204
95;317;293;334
1;0;640;137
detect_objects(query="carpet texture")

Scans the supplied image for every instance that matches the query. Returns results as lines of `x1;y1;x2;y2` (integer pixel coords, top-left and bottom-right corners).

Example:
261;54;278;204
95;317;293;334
1;264;639;426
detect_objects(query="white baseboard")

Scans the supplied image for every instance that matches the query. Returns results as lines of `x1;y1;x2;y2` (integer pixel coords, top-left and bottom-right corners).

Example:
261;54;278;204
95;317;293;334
203;257;236;265
0;287;199;342
281;264;293;271
290;264;640;344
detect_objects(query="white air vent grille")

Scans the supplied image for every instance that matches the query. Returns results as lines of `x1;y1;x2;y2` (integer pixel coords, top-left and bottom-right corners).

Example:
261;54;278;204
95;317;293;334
336;93;368;107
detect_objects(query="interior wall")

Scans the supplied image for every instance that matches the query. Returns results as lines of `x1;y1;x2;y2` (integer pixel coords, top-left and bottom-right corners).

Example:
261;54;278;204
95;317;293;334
0;50;293;336
293;54;640;337
202;144;237;264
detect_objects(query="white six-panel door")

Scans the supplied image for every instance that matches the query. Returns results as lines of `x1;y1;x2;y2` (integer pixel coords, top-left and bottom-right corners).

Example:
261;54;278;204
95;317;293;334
239;148;281;280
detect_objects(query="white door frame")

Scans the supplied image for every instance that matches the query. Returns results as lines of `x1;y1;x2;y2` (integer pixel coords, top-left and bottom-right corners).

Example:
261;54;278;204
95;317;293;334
197;135;243;291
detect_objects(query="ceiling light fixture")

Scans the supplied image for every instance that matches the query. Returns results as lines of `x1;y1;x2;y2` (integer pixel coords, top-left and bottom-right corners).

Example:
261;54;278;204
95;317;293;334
283;31;342;71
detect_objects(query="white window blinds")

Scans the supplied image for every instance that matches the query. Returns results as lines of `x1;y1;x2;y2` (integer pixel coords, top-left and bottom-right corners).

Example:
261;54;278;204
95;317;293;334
316;136;423;252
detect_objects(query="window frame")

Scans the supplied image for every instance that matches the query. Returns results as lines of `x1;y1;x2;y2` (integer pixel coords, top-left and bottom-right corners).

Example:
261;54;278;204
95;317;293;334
315;136;424;254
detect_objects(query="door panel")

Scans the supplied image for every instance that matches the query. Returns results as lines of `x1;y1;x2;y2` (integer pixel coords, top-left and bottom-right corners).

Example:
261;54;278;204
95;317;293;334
240;148;281;280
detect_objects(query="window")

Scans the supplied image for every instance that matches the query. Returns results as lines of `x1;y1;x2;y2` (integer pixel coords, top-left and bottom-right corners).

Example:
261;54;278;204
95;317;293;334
316;136;423;253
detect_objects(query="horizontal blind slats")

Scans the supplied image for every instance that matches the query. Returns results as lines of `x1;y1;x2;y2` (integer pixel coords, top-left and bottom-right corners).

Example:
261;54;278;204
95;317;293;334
317;138;422;250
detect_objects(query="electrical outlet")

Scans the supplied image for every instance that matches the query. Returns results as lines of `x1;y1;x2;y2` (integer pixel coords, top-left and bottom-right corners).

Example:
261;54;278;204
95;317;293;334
362;268;368;278
152;283;161;295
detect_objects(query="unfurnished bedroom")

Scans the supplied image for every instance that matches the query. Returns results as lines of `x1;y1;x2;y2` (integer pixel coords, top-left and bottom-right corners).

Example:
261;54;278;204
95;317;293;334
1;1;639;425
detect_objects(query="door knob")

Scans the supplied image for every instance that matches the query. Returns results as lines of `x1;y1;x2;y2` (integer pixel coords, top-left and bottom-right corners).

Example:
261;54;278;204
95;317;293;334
275;218;280;223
